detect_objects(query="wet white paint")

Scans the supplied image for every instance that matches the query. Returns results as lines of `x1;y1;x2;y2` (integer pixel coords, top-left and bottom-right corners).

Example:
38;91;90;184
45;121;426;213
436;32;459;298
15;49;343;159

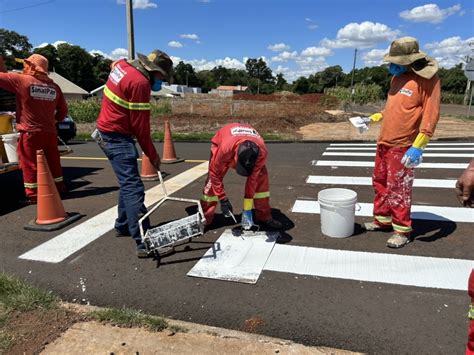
264;245;474;291
187;229;278;284
292;200;474;223
306;176;456;188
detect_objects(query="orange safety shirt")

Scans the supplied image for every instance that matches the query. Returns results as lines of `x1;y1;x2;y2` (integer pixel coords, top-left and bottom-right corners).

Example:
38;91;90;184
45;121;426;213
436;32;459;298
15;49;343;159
0;72;67;133
378;72;441;147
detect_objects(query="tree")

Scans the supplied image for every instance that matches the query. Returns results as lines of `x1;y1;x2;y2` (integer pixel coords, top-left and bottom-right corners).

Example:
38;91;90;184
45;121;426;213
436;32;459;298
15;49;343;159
173;61;200;87
56;43;96;91
245;58;274;94
91;53;112;86
438;64;467;94
0;29;32;70
293;76;310;94
275;73;287;91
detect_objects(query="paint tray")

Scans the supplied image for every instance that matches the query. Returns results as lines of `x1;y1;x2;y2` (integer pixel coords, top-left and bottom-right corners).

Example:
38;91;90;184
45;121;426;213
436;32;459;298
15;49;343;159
139;171;205;253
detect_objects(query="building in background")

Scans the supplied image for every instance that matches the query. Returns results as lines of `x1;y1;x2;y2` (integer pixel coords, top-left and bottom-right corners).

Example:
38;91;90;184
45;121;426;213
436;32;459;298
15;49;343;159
209;85;249;97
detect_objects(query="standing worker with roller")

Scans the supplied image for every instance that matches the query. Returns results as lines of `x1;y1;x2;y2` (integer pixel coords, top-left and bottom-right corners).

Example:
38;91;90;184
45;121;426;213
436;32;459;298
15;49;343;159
362;37;441;248
93;49;173;258
200;123;282;231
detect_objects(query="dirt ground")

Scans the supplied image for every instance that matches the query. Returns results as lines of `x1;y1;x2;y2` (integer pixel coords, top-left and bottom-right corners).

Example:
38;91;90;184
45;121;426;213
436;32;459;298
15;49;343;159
78;102;474;141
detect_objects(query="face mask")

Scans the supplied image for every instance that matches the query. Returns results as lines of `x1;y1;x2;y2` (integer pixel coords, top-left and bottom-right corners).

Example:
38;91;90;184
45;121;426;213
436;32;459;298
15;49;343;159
151;79;162;91
388;63;407;76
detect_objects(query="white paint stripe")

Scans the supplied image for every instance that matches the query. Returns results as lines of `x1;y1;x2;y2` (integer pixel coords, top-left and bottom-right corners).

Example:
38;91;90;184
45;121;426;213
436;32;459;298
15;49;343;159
326;147;474;151
292;200;474;223
329;143;474;147
19;162;209;263
312;160;468;169
323;152;474;158
264;245;474;291
187;229;278;284
306;175;456;188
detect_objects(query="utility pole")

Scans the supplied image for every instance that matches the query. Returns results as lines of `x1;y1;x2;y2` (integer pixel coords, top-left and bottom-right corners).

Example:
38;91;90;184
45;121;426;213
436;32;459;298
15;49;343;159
126;0;135;60
350;48;357;99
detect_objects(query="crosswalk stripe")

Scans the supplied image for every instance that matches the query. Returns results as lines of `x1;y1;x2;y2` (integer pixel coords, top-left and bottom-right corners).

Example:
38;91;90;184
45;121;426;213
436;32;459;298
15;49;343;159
264;245;473;291
306;175;456;188
312;160;469;169
19;162;209;263
329;143;474;147
323;152;474;158
292;200;474;223
326;147;474;151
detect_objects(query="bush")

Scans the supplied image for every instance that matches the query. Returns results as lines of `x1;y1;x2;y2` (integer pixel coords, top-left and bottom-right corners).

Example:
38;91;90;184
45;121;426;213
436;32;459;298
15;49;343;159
325;84;384;104
441;92;465;105
68;97;172;123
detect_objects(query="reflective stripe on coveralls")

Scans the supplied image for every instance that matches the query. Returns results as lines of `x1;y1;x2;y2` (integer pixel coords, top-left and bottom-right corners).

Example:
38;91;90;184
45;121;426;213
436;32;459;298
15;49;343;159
103;86;151;111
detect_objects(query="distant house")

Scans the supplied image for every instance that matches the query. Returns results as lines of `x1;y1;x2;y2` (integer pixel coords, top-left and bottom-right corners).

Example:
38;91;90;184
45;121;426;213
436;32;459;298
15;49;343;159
209;85;249;97
48;72;88;101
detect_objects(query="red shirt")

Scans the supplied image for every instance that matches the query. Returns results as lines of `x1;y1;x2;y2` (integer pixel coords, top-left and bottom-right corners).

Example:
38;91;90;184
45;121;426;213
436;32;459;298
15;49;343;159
0;72;67;133
97;60;158;162
469;269;474;303
209;123;268;200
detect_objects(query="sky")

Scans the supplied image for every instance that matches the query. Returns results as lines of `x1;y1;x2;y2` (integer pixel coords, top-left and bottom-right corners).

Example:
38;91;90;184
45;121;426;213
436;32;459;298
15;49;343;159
1;0;473;82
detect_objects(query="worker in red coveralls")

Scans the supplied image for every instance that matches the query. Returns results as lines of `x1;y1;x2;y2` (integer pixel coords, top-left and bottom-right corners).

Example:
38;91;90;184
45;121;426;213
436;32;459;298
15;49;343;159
200;123;282;231
94;50;172;258
0;54;68;204
455;159;474;354
362;37;441;248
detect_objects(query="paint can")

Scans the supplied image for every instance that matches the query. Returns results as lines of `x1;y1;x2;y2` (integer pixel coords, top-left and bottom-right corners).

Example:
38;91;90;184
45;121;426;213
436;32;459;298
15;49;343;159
318;188;357;238
2;132;19;163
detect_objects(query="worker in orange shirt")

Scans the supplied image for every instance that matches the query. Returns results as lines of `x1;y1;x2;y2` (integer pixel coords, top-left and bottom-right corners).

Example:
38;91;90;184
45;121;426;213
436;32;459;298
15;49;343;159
362;37;441;248
0;54;68;204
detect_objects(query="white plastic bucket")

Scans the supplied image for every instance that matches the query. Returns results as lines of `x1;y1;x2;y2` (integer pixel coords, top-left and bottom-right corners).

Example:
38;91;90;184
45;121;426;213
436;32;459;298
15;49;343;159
2;133;19;163
318;188;357;238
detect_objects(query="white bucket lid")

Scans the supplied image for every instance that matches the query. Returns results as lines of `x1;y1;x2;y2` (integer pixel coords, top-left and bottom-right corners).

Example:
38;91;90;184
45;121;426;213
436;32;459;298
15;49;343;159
318;188;357;203
2;133;19;141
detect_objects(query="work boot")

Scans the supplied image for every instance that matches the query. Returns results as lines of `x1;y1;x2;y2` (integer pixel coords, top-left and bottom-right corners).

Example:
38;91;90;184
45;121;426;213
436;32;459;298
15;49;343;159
114;228;131;238
386;233;412;249
136;243;149;258
363;221;392;232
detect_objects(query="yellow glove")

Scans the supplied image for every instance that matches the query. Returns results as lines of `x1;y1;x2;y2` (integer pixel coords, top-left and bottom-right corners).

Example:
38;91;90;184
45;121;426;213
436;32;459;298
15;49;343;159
412;132;430;150
369;113;383;122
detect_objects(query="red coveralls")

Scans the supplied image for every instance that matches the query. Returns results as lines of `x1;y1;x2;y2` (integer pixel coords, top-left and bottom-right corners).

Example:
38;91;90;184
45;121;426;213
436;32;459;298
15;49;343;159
468;269;474;355
200;123;271;225
0;72;67;201
373;73;440;235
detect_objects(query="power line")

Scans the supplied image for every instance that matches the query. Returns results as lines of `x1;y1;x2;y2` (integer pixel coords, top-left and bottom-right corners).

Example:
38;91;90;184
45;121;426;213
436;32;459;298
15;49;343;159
0;0;55;14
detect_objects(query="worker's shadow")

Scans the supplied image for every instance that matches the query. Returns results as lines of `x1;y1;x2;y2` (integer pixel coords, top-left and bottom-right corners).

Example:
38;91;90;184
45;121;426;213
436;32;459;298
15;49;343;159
410;212;457;242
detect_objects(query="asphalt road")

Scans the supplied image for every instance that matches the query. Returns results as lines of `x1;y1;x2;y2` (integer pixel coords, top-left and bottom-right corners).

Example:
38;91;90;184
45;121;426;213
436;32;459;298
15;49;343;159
1;140;473;354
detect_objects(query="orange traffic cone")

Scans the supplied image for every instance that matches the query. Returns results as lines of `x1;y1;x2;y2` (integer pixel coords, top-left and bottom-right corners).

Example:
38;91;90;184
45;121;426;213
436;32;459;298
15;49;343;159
140;152;159;181
24;150;81;231
161;120;183;164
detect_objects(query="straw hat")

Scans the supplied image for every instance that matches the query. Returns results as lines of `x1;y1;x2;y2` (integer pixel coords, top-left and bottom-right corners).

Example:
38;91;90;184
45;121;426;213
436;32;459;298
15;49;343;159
24;54;49;74
384;37;438;79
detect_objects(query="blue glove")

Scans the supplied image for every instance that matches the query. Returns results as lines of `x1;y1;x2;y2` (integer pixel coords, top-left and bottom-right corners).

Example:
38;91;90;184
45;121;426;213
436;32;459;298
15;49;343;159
241;210;254;230
401;146;423;168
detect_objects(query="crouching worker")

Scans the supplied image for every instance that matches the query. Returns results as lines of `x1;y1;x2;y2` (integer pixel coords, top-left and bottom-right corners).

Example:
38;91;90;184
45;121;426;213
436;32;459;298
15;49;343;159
200;123;282;230
363;37;441;248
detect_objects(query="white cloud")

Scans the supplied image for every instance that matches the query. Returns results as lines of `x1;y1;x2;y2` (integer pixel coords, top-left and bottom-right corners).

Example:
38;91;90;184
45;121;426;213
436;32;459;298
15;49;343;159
196;0;211;3
305;17;318;30
89;48;128;60
271;51;298;62
34;40;68;49
177;57;246;71
268;43;290;52
116;0;157;9
168;41;183;48
301;46;332;57
180;34;200;40
362;48;387;67
400;3;461;24
425;36;474;67
321;21;400;49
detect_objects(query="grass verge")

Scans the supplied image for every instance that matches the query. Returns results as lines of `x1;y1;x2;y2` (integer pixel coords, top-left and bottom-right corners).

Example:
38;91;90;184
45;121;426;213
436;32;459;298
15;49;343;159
86;307;169;332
